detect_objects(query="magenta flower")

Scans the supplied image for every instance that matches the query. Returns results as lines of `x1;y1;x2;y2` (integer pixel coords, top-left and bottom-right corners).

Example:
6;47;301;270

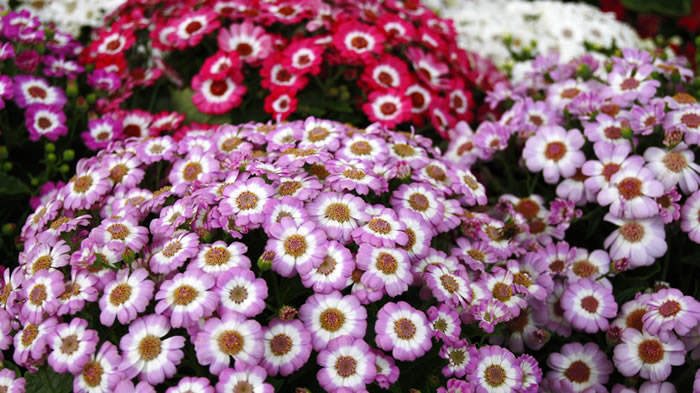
427;304;462;342
300;240;354;294
375;301;432;361
215;267;267;318
21;269;64;323
194;313;263;375
155;270;217;328
99;268;154;326
522;126;585;184
266;217;327;277
149;230;200;274
546;342;613;392
47;318;98;374
561;279;617;333
352;206;407;247
73;341;122;393
25;104;67;141
62;161;110;210
299;292;367;351
0;369;24;393
216;364;273;393
317;336;376;393
439;339;478;378
356;244;412;297
470;345;523;393
13;317;57;367
391;182;445;228
597;161;664;219
261;319;312;377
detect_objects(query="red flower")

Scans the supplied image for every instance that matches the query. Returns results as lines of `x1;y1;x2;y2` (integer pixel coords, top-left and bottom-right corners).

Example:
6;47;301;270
361;55;413;91
362;89;411;128
332;20;385;63
264;90;298;121
261;54;308;93
283;38;325;76
192;74;247;115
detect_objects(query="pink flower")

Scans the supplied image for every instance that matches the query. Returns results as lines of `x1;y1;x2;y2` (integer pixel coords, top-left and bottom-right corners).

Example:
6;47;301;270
561;279;617;333
375;301;432;361
613;329;685;382
522;126;586;184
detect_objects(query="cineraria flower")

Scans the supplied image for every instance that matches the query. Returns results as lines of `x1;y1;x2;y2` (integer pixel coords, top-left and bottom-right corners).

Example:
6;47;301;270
424;264;471;306
375;301;432;361
261;319;312;377
604;214;667;268
470;345;523;393
192;241;250;274
352;206;407;247
99;268;154;326
21;269;64;323
681;190;700;243
363;89;412;127
47;318;98;374
644;144;700;194
119;314;185;385
317;336;376;393
440;339;478;378
215;267;267;318
300;241;354;294
427;304;462;342
82;117;123;150
546;342;613;392
13;75;66;108
0;369;24;393
165;377;214;393
299;292;367;351
356;244;412;297
392;182;445;227
642;287;700;337
62;162;110;210
613;329;685;382
194;314;263;375
216;364;273;393
149;231;200;274
518;354;542;393
561;279;617;333
191;74;247;115
522;126;586;184
25;104;67;141
333;21;384;62
266;217;327;277
13;318;57;366
597;161;664;219
220;177;273;227
155;270;217;328
218;21;272;63
73;341;122;393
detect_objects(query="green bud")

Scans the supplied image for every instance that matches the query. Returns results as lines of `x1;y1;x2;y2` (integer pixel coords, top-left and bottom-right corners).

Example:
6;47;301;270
66;80;79;97
327;87;339;97
1;223;15;236
47;153;57;162
257;250;274;271
86;93;97;105
621;127;634;140
0;145;7;160
45;143;56;153
2;162;11;172
59;164;70;174
62;149;75;161
576;64;592;79
30;178;40;187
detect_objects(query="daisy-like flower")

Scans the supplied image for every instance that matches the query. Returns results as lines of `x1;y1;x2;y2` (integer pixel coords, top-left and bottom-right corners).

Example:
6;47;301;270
48;318;98;374
300;241;354;294
82;117;123;150
361;55;411;91
218;21;272;63
13;75;66;108
643;287;700;337
356;244;411;297
191;241;250;274
168;148;220;190
666;104;700;144
194;314;263;375
332;20;384;62
597;161;664;219
191;74;246;115
165;377;214;393
606;64;659;104
220;178;273;228
216;365;273;393
604;214;667;268
266;217;327;277
561;279;617;333
352;206;407;247
120;314;185;385
261;319;312;377
375;301;432;361
440;339;478;378
373;349;400;389
317;336;376;393
22;239;70;276
326;159;386;195
613;329;685;382
13;318;57;366
166;9;220;49
391;183;445;227
518;354;542;393
62;162;110;210
0;369;24;393
73;341;122;393
21;269;64;323
263;90;298;121
484;269;527;317
473;298;511;334
470;345;523;393
155;270;217;328
522;126;586;184
565;248;610;282
644;144;700;194
25;104;67;141
682;190;700;243
424;264;471;306
546;342;613;392
362;89;411;127
427;304;462;341
283;38;324;75
90;216;148;253
299;292;367;351
216;267;267;318
149;231;200;274
99;268;154;326
406;47;451;90
337;134;389;163
399;210;433;260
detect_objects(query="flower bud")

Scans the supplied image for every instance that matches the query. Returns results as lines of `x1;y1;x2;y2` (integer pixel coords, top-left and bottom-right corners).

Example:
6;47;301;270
278;305;298;321
62;149;75;161
257;250;274;271
44;143;56;153
1;223;15;236
2;162;11;172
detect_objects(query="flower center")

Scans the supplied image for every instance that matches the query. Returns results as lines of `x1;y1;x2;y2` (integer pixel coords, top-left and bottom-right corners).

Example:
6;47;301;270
138;335;162;361
549;260;565;273
572;260;597;279
392;143;415;157
492;282;512;302
28;85;47;99
209;80;229;96
507;311;529;332
107;223;129;240
236;191;258;210
626;308;646;330
162;241;182;258
21;324;38;347
284;234;307;257
529;114;543;126
620;77;640;90
448;349;466;365
662;152;687;173
37;116;52;129
544;141;567;161
350;35;368;49
515;199;540;220
109;283;132;306
229;285;248;304
404;229;416;250
105;39;121;52
564;360;591;383
29;284;47;305
394;317;416;340
81;361;104;387
31;255;53;274
368;218;391;234
380;102;397;116
604;126;622;139
123;124;141;138
433;318;448;332
184;20;202;35
324;203;350;223
233;381;254;393
620;222;645;243
270;333;293;356
278;181;302;196
205;246;231;266
410;91;426;108
376;252;398;274
218;330;244;355
513;271;532;288
72;175;93;193
425;165;447;181
350;140;372;156
560;87;580;99
182;162;202;182
378;71;394;86
60;334;79;355
236;43;253;57
408;193;430;212
221;137;241;152
580;295;599;313
439;274;459;293
342;168;366;180
602;163;620;181
617;177;642;200
308;127;329;142
317;256;337;275
484;364;506;387
681;113;700;128
658;300;681;317
638;339;664;364
335;355;358;378
109;164;128;183
319;308;346;332
173;284;198;306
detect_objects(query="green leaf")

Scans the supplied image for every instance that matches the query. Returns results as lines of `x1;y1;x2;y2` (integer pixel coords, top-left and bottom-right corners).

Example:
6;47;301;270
622;0;692;16
25;366;72;393
0;172;30;196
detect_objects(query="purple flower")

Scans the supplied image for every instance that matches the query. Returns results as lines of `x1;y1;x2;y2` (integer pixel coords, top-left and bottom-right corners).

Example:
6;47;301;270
439;339;477;378
308;192;368;243
82;117;123;151
261;319;312;377
424;264;471;306
99;268;154;326
391;182;445;228
642;287;700;337
561;279;617;333
13;75;66;108
220;177;273;228
356;243;411;297
149;230;200;274
522;126;585;184
47;318;98;374
300;240;354;293
266;217;327;277
546;342;613;392
597;160;664;219
682;190;700;243
605;64;659;105
0;369;25;393
166;377;214;393
352;206;407;247
317;336;376;393
375;301;432;361
613;329;685;382
21;269;64;323
155;270;217;328
645;143;700;194
518;354;543;393
24;104;67;142
427;304;462;342
73;341;123;393
604;214;667;268
194;313;263;375
88;69;123;93
62;161;111;211
13;317;57;366
119;314;185;385
215;267;267;318
299;291;367;351
470;345;522;393
373;349;399;389
216;365;273;393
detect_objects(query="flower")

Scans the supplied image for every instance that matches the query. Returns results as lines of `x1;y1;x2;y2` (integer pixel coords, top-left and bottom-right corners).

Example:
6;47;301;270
25;104;67;142
597;161;664;219
561;279;618;333
21;269;64;324
216;365;273;393
47;318;98;374
155;270;217;328
642;287;700;337
644;144;700;194
317;336;376;393
149;231;200;274
194;314;263;375
375;301;432;361
73;342;122;393
522;126;586;184
299;292;367;351
604;214;667;268
166;377;214;393
218;21;272;63
356;244;412;297
266;217;327;277
99;268;154;326
470;345;523;393
261;319;312;377
215;267;267;318
613;329;685;382
119;314;185;385
681;190;700;243
546;342;613;392
0;369;24;393
333;20;385;62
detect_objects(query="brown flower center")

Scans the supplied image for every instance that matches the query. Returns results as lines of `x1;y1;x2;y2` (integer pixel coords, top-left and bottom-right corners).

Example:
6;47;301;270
515;199;540;220
484;364;506;387
658;300;681;317
60;334;79;355
317;256;337;275
31;255;53;274
107;223;129;240
343;168;366;180
638;339;664;364
236;191;259;210
278;181;302;196
572;260;597;279
602;163;621;181
580;295;599;313
620;222;645;242
229;285;248;304
425;165;446;181
492;282;512;302
138;335;162;361
617;177;642;200
392;143;415;157
350;35;368;49
21;324;39;347
29;284;47;305
184;20;202;35
182;162;202;182
376;252;398;274
205;246;231;266
604;126;622;140
28;85;47;99
620;77;640;91
626;308;646;331
335;355;358;378
544;141;567;161
564;360;591;383
513;271;532;288
270;333;292;356
324;203;350;223
72;175;93;193
380;102;397;116
209;80;229;97
368;218;391;234
37;116;52;129
408;194;430;212
662;152;687;173
81;361;104;387
162;241;182;258
308;127;329;142
681;113;700;129
439;274;460;293
236;43;253;57
109;283;132;306
560;87;580;99
394;318;416;340
173;285;198;306
218;330;244;355
284;234;307;257
319;308;346;332
350;141;372;156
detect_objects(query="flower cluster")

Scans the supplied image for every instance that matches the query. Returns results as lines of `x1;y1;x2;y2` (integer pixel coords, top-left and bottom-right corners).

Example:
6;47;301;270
439;0;648;72
442;47;700;391
2;0;126;35
80;0;506;139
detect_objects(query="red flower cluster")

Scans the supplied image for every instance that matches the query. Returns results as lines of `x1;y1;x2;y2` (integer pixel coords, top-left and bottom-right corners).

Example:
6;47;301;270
80;0;506;138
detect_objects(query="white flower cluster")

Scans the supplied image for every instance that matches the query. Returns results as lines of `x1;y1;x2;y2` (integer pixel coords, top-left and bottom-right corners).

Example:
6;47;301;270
435;0;647;66
2;0;125;35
